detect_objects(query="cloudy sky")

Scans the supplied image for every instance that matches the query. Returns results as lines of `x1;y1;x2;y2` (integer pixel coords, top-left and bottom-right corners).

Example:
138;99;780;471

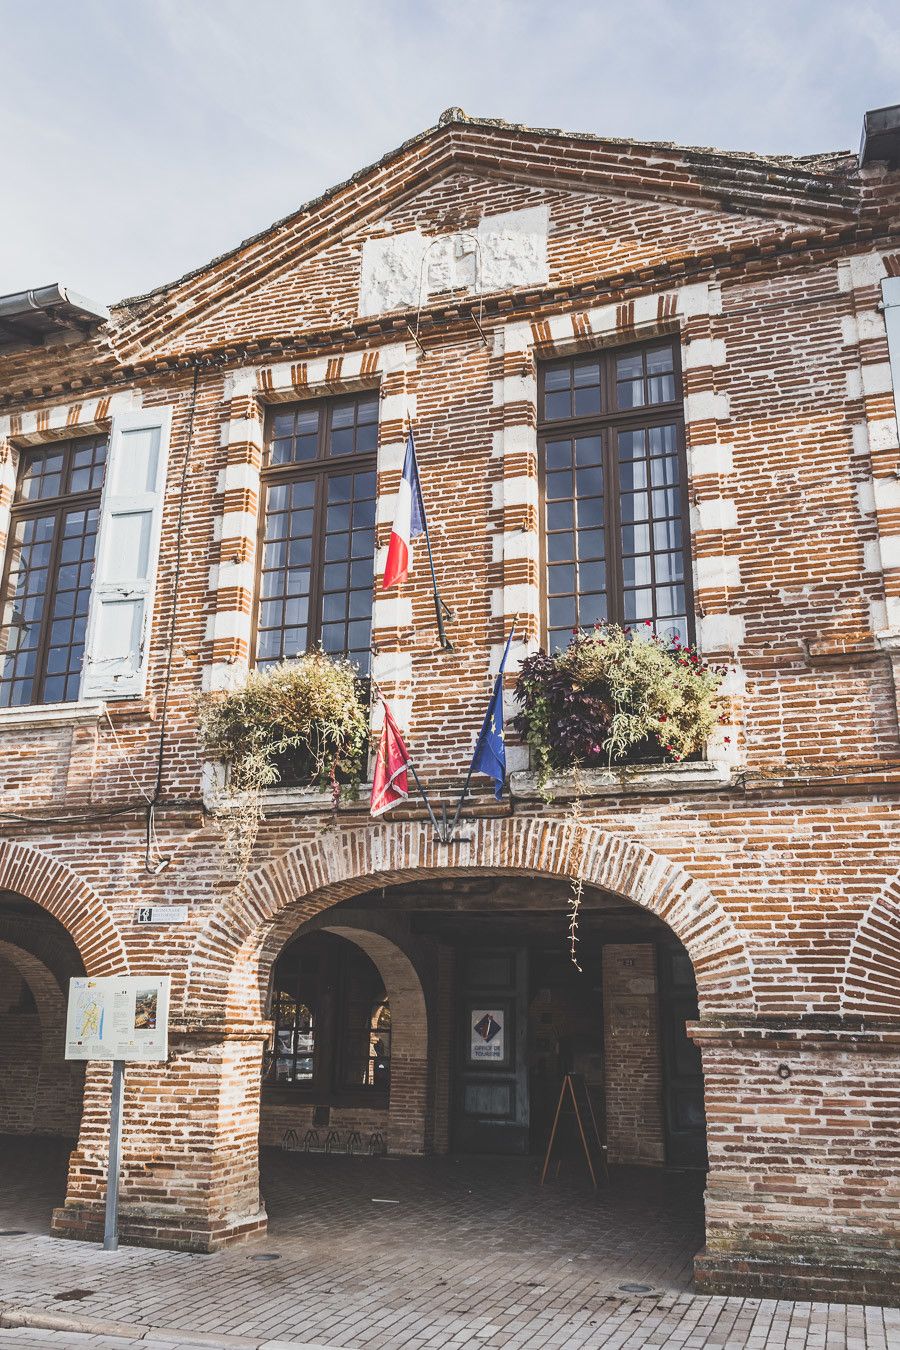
1;0;898;305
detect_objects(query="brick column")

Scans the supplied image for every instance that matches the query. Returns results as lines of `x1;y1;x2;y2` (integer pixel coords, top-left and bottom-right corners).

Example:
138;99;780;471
691;1018;900;1306
430;944;455;1155
52;1027;267;1252
602;943;665;1164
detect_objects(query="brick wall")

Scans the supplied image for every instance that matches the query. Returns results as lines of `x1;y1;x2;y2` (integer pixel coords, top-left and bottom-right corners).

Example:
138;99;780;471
602;944;665;1165
0;115;896;1301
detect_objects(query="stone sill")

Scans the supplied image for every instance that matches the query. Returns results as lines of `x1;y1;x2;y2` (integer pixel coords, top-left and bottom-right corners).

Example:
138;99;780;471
0;700;106;731
260;783;371;814
202;769;371;815
509;760;733;801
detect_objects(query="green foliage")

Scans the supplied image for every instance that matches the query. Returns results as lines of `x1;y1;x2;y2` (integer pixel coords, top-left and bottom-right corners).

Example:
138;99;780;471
514;623;725;786
197;652;369;871
198;650;367;788
198;651;368;794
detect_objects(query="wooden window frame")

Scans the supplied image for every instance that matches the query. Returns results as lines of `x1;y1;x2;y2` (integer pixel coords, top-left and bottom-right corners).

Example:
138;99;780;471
265;936;390;1104
253;390;378;673
537;337;695;648
0;435;107;707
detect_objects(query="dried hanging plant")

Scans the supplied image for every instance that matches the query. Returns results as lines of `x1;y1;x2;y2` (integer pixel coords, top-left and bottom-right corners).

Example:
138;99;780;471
566;786;585;972
197;652;369;874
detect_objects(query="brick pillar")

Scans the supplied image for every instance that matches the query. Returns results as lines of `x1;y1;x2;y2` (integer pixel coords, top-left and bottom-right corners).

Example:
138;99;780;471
691;1018;900;1307
602;944;665;1164
430;944;455;1155
52;1027;267;1253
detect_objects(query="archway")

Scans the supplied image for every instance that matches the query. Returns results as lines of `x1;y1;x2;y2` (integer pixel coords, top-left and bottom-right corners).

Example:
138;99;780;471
0;890;90;1235
0;840;127;978
259;921;428;1157
840;871;900;1017
245;866;710;1300
183;817;755;1026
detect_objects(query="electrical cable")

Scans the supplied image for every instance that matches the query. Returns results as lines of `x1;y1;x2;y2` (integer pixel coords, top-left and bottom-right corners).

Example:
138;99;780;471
143;359;202;871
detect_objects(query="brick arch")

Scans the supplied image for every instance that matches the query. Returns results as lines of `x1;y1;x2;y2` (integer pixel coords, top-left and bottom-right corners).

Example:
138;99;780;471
183;817;756;1021
0;840;128;977
0;939;66;1025
840;873;900;1018
323;926;427;1153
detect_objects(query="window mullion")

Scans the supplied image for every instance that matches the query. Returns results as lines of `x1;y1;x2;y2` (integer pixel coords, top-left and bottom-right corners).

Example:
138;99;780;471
604;425;623;628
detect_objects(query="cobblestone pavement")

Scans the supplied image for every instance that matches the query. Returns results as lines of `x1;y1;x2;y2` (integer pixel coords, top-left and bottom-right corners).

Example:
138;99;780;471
0;1140;897;1349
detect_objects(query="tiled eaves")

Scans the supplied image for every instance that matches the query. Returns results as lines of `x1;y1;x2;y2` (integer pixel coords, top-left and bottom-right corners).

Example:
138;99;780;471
108;119;864;356
0;216;888;412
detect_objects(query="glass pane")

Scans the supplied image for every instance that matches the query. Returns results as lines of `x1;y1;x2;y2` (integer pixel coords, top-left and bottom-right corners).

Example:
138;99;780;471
544;390;570;420
573;385;601;416
617;409;688;639
545;440;571;470
544;367;571;392
548;564;575;595
646;346;674;373
546;470;573;499
547;500;574;531
547;532;574;562
648;374;676;404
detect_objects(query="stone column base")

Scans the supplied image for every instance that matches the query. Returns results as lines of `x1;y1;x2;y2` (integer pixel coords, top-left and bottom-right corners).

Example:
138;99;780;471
694;1247;900;1309
50;1200;267;1254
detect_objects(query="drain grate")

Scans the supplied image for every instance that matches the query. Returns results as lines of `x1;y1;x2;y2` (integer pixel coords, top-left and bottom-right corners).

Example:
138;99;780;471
249;1253;281;1261
0;1230;26;1237
617;1283;653;1294
53;1289;94;1302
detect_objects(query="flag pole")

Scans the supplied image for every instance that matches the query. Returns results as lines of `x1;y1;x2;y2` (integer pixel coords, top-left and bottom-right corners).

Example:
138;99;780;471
409;421;454;651
443;625;516;845
444;745;480;844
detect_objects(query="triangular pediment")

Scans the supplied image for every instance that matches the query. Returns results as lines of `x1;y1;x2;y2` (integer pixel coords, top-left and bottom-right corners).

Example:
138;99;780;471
112;115;860;358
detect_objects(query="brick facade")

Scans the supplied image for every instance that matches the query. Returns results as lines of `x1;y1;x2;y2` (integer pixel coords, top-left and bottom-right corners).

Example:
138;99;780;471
0;110;898;1303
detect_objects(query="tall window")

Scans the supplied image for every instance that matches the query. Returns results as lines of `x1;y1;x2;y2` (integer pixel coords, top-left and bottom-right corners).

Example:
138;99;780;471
538;341;692;652
0;437;107;707
256;392;378;676
267;932;390;1096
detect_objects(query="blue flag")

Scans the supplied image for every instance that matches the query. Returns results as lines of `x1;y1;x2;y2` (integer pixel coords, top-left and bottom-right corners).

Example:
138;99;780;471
469;627;515;800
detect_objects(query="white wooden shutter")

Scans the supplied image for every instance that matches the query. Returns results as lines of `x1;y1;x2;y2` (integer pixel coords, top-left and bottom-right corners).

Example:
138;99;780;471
81;406;172;700
883;276;900;435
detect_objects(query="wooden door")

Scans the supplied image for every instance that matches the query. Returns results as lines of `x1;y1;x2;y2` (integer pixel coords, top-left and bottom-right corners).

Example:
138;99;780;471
452;947;529;1155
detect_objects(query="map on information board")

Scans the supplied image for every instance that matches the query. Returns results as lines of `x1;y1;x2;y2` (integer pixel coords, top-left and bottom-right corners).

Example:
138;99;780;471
65;976;170;1062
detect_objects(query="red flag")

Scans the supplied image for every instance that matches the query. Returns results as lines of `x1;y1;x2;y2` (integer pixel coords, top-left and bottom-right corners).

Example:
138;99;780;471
370;701;412;817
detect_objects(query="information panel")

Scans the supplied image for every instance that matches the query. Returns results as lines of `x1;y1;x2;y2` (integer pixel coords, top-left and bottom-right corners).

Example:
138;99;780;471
65;975;170;1062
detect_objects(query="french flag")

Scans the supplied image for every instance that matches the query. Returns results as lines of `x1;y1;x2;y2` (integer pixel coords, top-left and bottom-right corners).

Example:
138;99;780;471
382;429;425;590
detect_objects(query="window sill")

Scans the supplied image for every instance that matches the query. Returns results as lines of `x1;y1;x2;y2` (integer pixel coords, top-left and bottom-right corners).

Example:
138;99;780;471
509;759;733;801
202;764;371;815
260;783;370;813
0;700;106;731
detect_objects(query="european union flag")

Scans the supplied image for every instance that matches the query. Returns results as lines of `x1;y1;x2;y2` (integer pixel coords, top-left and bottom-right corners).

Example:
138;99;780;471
469;627;515;800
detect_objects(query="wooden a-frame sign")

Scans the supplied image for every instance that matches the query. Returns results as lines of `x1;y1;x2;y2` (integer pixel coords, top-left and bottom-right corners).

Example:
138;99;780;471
540;1072;609;1190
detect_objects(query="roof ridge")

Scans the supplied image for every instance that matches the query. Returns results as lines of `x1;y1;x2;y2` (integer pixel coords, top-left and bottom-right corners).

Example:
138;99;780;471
112;110;856;317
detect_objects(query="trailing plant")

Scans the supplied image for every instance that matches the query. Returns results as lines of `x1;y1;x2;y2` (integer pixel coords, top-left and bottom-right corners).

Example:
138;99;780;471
514;622;726;788
197;651;369;871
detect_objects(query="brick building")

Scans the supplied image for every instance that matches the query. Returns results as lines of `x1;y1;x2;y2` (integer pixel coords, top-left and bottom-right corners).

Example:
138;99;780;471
0;106;899;1305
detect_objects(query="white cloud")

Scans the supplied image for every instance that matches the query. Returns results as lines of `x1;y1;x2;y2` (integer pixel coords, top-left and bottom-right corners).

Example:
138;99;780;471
0;0;897;304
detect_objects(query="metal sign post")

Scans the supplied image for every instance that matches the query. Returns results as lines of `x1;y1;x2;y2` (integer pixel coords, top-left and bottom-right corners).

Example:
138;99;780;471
103;1060;125;1251
65;975;170;1253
